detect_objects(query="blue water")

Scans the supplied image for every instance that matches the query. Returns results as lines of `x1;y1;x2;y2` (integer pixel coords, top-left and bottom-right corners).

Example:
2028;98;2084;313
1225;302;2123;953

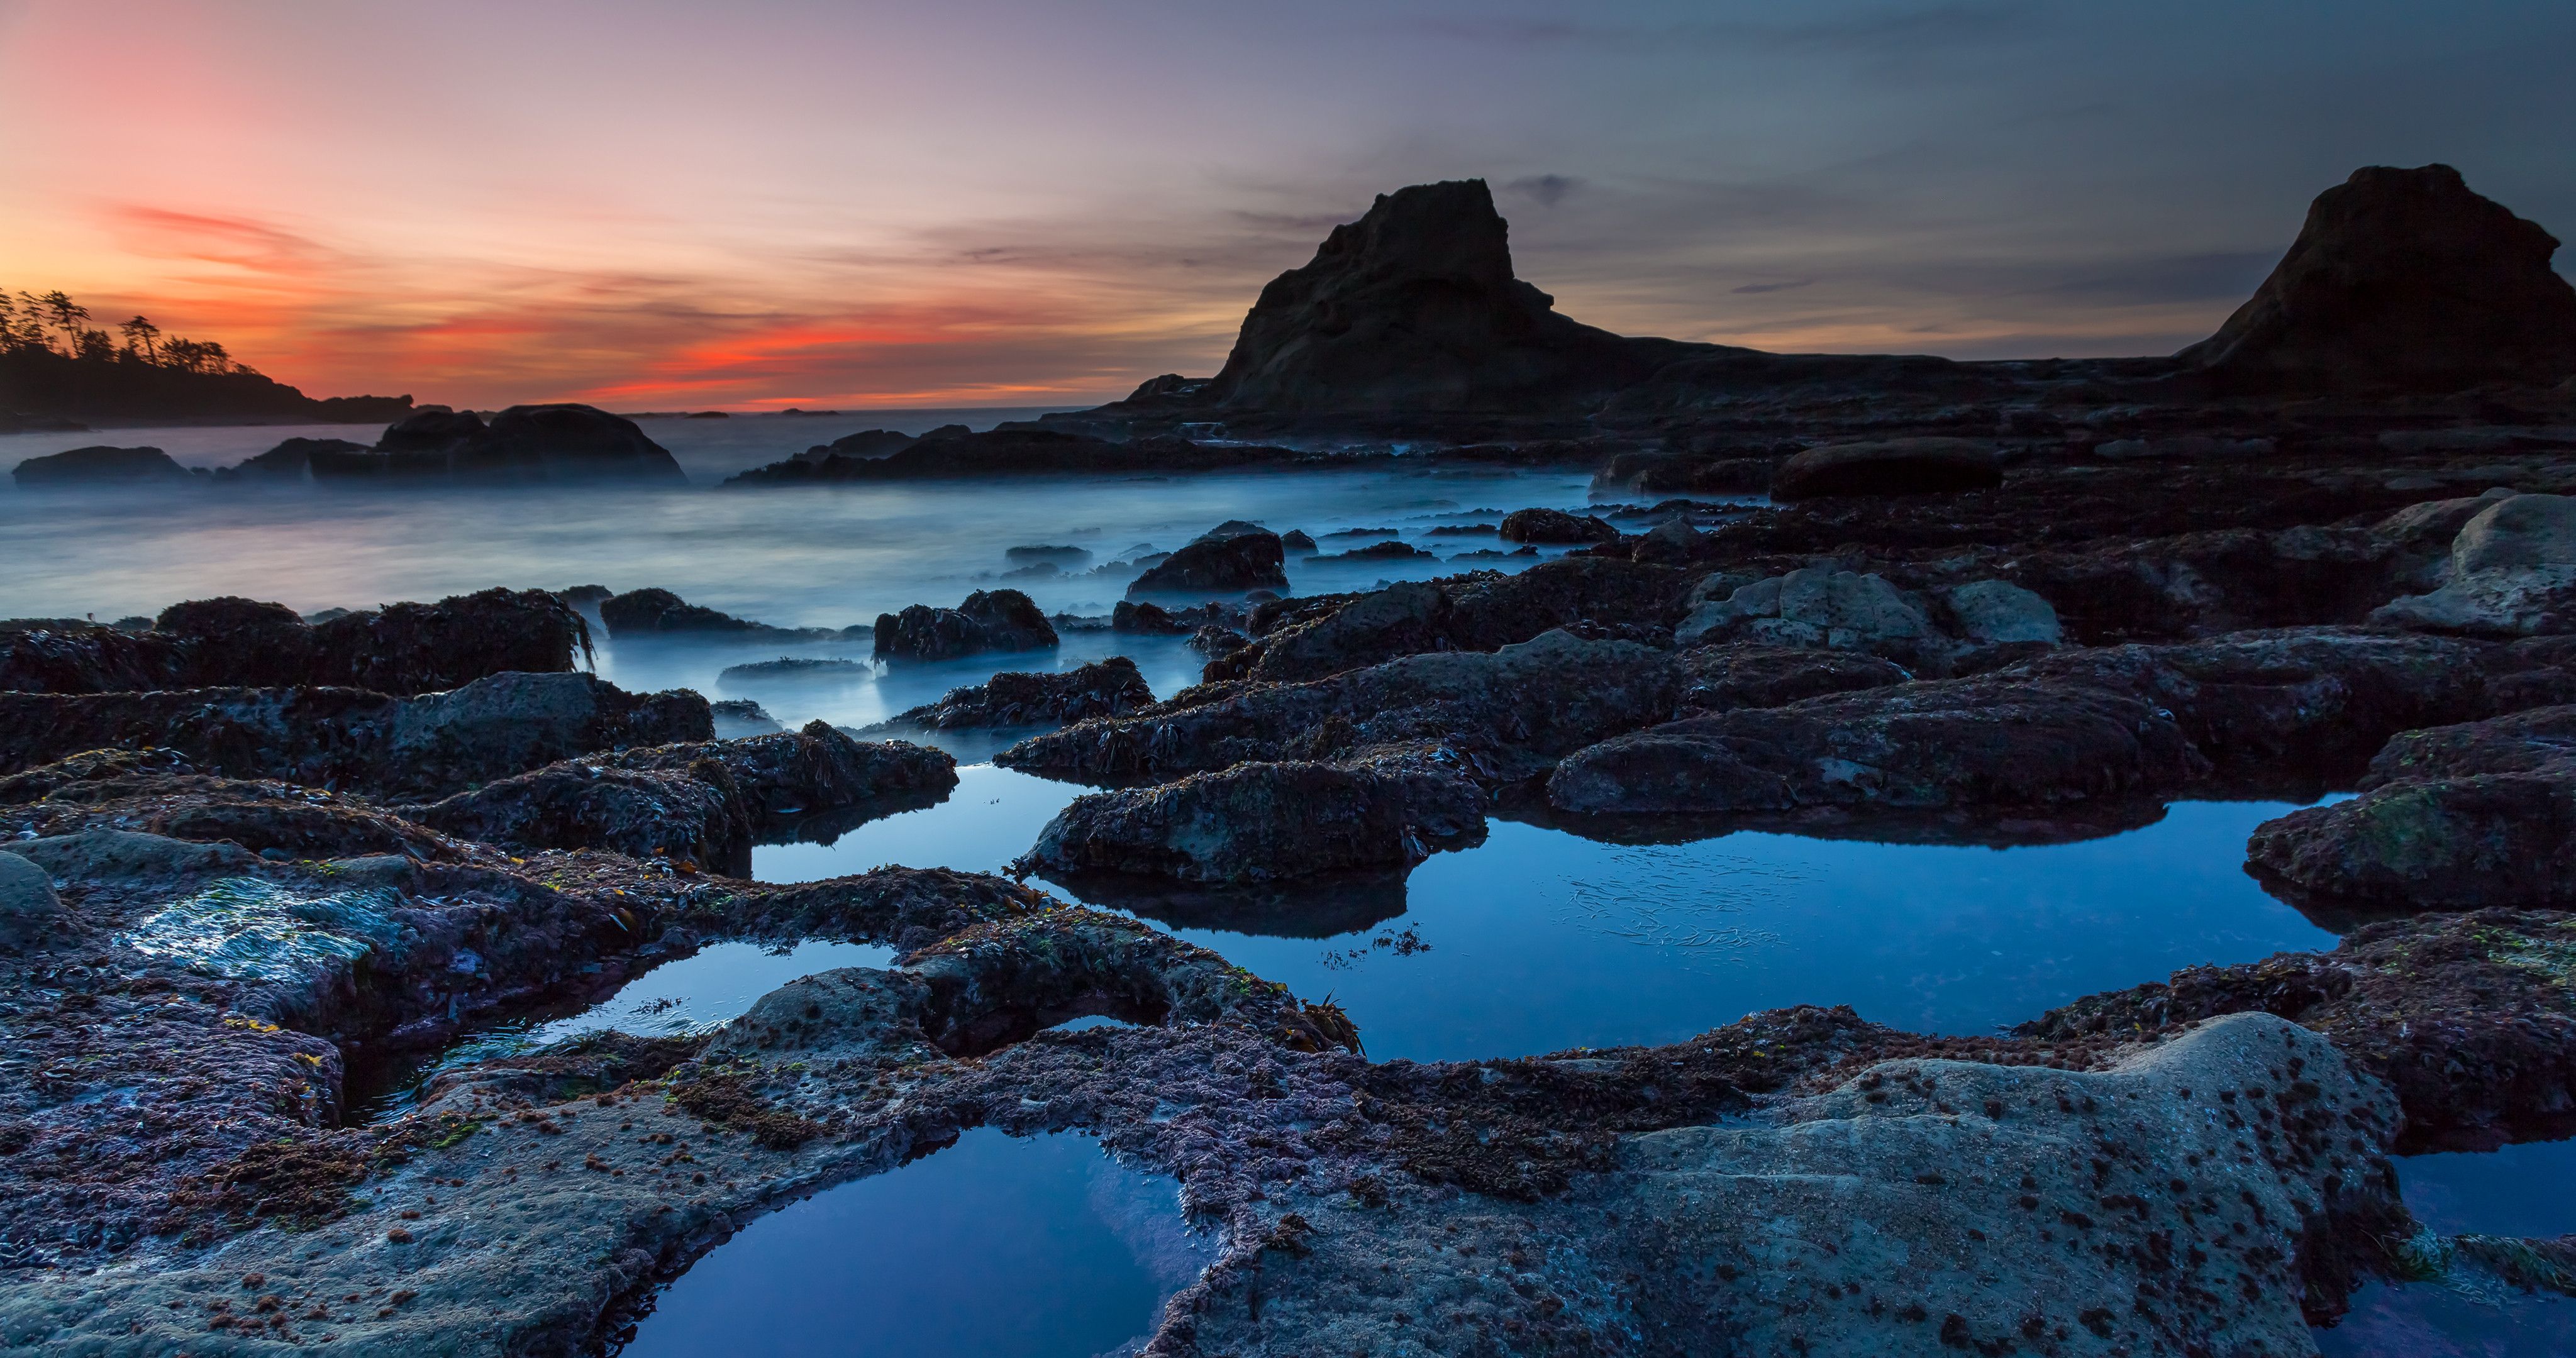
2318;1140;2576;1357
618;1129;1210;1358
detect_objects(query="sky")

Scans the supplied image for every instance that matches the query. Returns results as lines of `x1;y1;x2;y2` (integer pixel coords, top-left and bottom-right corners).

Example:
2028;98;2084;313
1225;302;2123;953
4;0;2573;411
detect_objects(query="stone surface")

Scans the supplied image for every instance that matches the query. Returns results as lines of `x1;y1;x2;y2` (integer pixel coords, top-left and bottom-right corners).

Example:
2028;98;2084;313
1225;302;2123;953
1020;755;1484;884
0;849;65;950
1496;507;1618;544
889;656;1155;729
872;588;1058;661
9;444;189;486
2177;163;2576;391
1770;437;2002;500
1128;521;1289;596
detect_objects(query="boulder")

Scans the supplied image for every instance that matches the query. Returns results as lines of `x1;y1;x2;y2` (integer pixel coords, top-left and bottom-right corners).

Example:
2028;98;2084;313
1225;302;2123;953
1128;522;1287;596
473;404;687;483
0;622;186;693
1109;600;1192;634
2246;706;2576;914
409;760;755;874
1019;755;1483;884
2177;163;2576;392
0;851;68;951
230;437;367;480
599;587;769;636
1197;179;1701;413
308;588;592;692
1280;529;1318;554
1497;507;1618;544
10;446;189;487
1547;671;2202;816
2372;493;2576;636
798;428;916;462
1003;629;1682;787
6;828;256;880
872;589;1058;661
1629;516;1704;565
606;720;957;829
727;429;1292;483
1943;578;2063;646
1674;568;1941;664
153;597;317;687
1250;582;1449;683
708;698;782;739
377;407;488;453
1673;643;1909;713
889;658;1155;729
1770;437;2001;500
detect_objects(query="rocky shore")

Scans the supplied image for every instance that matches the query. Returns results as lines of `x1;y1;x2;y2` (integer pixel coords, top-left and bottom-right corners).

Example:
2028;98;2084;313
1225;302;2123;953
4;157;2576;1355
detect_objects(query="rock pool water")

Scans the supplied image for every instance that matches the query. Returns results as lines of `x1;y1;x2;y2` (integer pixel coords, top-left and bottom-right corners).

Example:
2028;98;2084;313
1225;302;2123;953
615;1128;1211;1358
2318;1139;2576;1356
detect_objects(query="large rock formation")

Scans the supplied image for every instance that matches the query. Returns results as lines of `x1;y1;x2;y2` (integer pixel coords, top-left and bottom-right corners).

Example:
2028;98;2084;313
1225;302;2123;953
309;404;686;483
872;589;1058;662
1197;179;1704;414
10;445;189;487
2177;163;2576;391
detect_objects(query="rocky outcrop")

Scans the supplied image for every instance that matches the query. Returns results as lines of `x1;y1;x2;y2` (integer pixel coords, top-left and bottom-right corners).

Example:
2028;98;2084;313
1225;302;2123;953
1196;179;1704;414
1004;629;1682;787
1127;521;1287;596
1550;626;2571;817
1674;641;1909;713
1497;507;1618;544
2177;163;2576;392
0;588;590;696
311;404;686;483
608;721;957;831
872;589;1057;662
888;657;1154;729
409;759;755;873
10;444;189;487
2246;705;2576;915
0;671;711;800
227;436;369;480
594;587;853;639
1770;436;2002;500
1019;753;1484;885
2373;492;2576;635
1675;568;2060;673
724;428;1296;483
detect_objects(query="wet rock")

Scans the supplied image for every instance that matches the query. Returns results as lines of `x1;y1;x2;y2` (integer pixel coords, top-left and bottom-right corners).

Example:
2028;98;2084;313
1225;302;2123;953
1280;529;1318;553
308;587;594;693
1109;600;1192;634
1629;514;1704;564
8;827;258;880
872;588;1057;661
2177;163;2576;392
0;850;68;950
3;773;456;863
717;657;869;682
611;721;957;829
801;428;917;461
1549;669;2202;816
2245;706;2576;914
0;619;185;692
1497;506;1618;544
1188;624;1252;658
1194;1013;2398;1356
709;698;782;738
2021;908;2576;1151
154;596;318;687
1675;567;1942;665
599;587;769;636
1019;754;1484;884
1945;578;2064;645
409;759;755;873
1312;539;1433;563
727;428;1295;483
1674;641;1909;713
229;435;369;479
471;404;688;482
1770;436;2002;500
1128;521;1288;596
0;671;712;799
1250;581;1450;683
9;444;189;487
890;657;1155;729
1004;629;1681;786
2374;493;2576;635
0;746;196;803
1197;178;1699;414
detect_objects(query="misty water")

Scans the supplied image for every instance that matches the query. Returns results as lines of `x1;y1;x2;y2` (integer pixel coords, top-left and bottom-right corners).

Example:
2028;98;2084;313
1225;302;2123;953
0;414;2529;1353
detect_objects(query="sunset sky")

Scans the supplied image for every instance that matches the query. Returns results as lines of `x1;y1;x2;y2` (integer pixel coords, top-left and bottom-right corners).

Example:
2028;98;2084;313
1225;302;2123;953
5;0;2572;411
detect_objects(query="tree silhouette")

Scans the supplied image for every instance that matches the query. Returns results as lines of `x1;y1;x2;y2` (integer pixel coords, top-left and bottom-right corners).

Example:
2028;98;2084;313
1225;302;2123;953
119;315;160;362
36;290;89;355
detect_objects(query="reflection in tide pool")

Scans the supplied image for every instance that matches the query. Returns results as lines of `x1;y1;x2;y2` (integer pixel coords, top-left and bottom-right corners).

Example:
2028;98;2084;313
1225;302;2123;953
618;1128;1211;1358
354;939;892;1120
2319;1139;2576;1356
759;792;2338;1063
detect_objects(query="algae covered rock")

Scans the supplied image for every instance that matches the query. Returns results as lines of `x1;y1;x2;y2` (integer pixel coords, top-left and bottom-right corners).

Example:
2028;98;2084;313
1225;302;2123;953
1127;521;1288;596
873;588;1058;661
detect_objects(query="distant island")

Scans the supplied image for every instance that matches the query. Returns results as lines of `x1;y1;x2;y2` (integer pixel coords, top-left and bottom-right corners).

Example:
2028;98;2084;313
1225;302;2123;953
0;287;413;428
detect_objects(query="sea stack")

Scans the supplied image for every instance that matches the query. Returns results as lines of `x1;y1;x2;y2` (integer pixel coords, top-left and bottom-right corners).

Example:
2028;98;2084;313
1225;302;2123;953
2177;163;2576;392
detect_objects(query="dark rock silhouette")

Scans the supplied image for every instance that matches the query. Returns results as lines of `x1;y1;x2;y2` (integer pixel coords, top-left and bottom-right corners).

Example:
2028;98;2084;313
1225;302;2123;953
306;404;685;484
230;437;369;480
874;590;1058;662
1199;179;1703;414
1128;521;1288;596
891;656;1156;729
726;428;1296;483
1770;438;2003;501
10;446;189;487
1498;507;1618;544
599;588;769;637
2177;163;2576;391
